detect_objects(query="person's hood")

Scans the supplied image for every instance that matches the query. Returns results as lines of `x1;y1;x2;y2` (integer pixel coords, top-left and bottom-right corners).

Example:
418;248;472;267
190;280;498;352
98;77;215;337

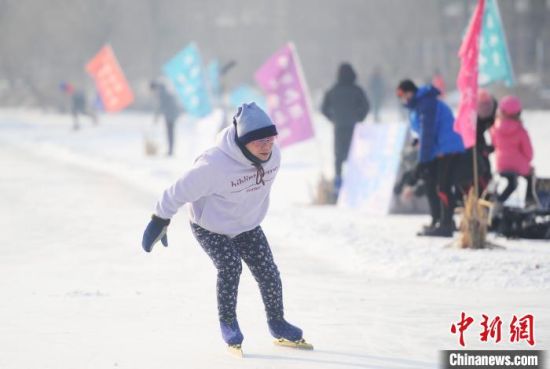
337;63;357;85
493;117;523;136
217;125;253;166
406;85;440;109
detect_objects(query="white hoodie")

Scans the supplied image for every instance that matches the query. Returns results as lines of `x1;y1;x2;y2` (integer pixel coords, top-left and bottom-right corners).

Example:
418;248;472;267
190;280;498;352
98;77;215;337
155;125;280;237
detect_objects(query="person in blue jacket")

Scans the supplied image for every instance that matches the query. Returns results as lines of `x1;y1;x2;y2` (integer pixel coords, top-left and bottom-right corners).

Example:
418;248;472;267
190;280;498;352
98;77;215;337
396;79;465;237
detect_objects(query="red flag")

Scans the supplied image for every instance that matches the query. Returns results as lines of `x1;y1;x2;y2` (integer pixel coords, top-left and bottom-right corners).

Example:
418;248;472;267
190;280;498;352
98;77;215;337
86;45;134;112
454;0;485;148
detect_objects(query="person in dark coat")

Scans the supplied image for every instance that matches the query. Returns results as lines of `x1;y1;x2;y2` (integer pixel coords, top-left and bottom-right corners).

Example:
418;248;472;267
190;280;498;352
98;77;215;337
150;80;181;156
397;79;465;237
321;63;370;195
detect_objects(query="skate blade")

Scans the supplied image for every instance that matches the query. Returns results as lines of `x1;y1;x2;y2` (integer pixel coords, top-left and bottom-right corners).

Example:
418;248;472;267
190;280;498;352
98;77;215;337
274;338;314;350
227;344;244;358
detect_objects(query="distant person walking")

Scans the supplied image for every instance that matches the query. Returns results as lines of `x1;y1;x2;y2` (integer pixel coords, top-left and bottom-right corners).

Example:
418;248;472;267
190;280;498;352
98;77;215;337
150;80;181;156
367;66;385;123
60;82;97;130
321;63;369;197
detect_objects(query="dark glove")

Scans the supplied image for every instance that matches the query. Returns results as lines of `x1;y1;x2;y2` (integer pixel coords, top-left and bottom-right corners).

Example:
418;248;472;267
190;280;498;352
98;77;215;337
411;138;419;148
414;161;430;180
142;214;170;253
393;170;417;195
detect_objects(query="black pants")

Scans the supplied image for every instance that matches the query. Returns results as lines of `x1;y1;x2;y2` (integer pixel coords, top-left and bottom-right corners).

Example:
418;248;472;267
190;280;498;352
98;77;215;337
453;148;491;196
190;223;284;323
423;154;460;227
497;172;535;203
165;118;175;156
334;125;355;178
72;108;96;129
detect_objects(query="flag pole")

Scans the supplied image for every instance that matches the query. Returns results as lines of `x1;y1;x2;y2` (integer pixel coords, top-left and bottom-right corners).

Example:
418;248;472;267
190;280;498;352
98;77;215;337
473;134;479;199
454;0;487;248
471;0;484;248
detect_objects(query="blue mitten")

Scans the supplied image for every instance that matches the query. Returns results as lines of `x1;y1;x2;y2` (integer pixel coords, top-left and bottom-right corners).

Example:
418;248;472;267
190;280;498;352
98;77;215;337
142;215;170;253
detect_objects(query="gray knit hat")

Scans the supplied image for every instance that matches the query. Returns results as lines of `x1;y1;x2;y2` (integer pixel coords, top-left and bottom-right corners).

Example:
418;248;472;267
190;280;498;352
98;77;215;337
233;102;278;145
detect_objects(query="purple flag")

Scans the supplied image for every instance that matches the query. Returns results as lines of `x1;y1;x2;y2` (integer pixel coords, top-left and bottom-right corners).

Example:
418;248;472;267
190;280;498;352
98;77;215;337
255;43;314;148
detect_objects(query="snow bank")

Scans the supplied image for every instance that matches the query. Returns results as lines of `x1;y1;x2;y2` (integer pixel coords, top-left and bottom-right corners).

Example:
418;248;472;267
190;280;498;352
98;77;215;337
1;108;549;291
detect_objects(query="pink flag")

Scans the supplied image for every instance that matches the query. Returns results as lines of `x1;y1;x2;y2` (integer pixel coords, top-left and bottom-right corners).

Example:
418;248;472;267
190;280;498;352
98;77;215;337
454;0;485;149
255;43;314;148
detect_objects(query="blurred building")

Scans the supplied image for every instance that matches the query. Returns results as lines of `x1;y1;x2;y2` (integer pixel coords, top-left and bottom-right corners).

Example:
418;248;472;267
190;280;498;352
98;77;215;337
0;0;549;109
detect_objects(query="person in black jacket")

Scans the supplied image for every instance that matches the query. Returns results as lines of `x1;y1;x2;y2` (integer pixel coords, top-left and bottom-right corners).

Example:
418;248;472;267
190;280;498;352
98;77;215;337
321;63;370;196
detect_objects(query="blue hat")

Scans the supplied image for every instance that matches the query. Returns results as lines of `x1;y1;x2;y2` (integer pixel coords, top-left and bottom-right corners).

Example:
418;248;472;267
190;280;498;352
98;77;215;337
233;102;278;145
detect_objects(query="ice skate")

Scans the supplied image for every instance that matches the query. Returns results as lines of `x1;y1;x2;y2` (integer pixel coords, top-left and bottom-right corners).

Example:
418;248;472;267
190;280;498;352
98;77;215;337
274;338;314;350
227;344;244;358
268;318;314;350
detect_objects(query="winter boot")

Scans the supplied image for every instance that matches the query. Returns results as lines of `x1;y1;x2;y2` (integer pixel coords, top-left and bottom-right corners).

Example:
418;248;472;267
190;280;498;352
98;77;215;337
268;318;303;342
417;224;435;236
220;319;244;345
418;224;454;237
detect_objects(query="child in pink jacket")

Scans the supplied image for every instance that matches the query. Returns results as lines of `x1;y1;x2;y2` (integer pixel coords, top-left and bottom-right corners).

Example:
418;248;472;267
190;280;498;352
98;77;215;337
490;95;536;206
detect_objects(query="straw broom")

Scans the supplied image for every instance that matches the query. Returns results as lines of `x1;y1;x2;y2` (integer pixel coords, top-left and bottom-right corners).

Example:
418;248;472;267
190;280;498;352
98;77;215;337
454;143;502;249
458;187;492;248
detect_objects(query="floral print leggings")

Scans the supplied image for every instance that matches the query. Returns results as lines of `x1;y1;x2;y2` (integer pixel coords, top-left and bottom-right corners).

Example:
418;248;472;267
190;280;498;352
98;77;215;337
190;223;284;323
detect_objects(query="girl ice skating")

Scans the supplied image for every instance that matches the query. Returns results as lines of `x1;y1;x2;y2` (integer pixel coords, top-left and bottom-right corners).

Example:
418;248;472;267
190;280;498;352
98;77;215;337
141;102;312;356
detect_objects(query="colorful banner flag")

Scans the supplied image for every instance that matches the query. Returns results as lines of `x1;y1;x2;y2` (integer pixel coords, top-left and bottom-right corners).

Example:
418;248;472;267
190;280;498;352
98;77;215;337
163;43;212;118
255;42;314;148
85;45;134;112
479;0;514;87
454;0;485;149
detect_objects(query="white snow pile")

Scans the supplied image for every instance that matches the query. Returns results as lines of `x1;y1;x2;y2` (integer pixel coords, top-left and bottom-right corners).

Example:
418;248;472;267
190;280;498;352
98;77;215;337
1;108;549;292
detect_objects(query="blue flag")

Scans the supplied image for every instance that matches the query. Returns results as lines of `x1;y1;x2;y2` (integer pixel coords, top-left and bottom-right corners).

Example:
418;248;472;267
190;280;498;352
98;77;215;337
163;43;212;117
479;0;514;86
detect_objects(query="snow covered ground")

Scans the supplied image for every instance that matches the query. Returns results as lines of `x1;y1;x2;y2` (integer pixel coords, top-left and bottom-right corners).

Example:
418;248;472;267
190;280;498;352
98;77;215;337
0;108;548;369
